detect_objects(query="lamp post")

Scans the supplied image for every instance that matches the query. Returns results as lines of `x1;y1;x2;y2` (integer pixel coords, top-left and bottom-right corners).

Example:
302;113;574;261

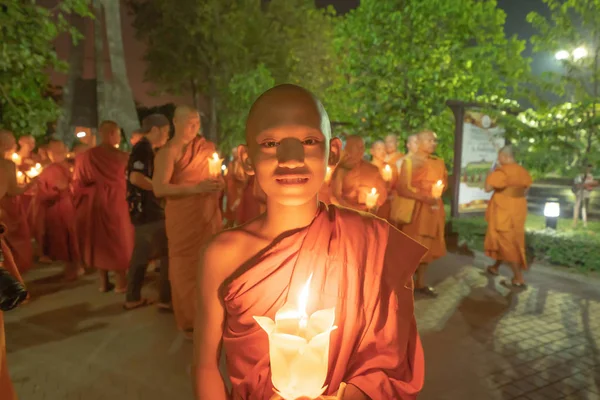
544;198;560;230
555;46;589;62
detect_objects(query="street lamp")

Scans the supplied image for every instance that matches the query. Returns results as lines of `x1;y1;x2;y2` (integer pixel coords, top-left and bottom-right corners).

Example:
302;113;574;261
555;50;569;60
573;47;588;61
555;47;589;61
544;199;560;229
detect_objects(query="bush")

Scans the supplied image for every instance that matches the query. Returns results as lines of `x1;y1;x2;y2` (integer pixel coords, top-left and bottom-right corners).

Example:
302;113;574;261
450;217;600;272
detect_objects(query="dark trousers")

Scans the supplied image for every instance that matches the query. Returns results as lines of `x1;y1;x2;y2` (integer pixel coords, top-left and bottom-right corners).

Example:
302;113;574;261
126;220;171;303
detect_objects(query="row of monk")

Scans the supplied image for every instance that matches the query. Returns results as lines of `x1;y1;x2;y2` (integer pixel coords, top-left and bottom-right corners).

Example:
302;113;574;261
0;83;533;399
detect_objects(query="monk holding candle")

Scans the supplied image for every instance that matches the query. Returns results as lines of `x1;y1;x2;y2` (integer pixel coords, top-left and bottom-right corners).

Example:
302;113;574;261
397;130;448;297
370;140;397;220
484;145;532;287
193;84;426;400
0;130;34;274
331;135;387;213
152;106;223;335
73;120;133;292
35;139;81;280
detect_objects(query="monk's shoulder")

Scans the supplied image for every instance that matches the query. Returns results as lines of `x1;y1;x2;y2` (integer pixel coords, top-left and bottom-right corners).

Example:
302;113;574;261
332;205;388;238
201;226;260;279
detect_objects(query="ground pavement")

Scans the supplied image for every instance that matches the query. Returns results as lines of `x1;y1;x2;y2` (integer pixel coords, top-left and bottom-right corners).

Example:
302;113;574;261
4;253;600;400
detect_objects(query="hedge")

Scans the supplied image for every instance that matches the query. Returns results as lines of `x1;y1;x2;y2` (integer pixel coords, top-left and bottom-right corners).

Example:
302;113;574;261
450;217;600;272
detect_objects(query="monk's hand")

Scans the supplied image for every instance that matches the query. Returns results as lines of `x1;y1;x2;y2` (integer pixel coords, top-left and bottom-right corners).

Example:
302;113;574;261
194;179;223;194
421;195;437;206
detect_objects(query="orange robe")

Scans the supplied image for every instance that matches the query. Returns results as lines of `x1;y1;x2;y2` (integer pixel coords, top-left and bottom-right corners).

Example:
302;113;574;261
334;160;388;212
0;195;32;274
35;162;80;263
484;163;532;267
73;146;133;271
236;175;265;225
165;136;222;331
222;204;427;399
0;239;19;400
401;156;447;263
224;160;246;222
318;181;332;204
385;151;404;167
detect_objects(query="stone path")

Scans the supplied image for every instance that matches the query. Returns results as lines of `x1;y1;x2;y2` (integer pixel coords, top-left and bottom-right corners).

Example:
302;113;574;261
4;253;600;399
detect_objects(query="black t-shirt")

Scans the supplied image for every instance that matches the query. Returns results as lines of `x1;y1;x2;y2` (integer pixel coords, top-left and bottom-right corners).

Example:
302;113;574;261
126;137;164;225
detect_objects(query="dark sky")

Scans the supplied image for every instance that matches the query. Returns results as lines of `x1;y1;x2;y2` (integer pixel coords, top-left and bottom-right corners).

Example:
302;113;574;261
52;0;554;107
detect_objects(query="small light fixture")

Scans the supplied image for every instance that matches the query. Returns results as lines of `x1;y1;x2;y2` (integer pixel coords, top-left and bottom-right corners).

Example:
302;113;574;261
555;50;569;60
544;199;560;229
76;131;86;138
573;47;588;61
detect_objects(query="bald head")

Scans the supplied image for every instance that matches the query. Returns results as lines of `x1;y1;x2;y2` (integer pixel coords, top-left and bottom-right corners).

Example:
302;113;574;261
173;105;200;141
0;130;16;156
342;134;365;167
416;130;438;154
99;120;121;147
498;145;515;165
384;134;398;154
18;135;35;149
245;84;331;144
370;140;386;162
174;105;197;122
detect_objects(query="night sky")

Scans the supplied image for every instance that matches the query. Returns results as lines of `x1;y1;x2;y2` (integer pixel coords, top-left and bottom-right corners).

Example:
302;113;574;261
51;0;555;107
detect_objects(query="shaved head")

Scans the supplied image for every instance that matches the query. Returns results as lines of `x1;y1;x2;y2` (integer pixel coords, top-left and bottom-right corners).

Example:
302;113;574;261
406;134;418;155
174;105;198;122
498;144;515;165
173;105;200;141
384;134;398;154
245;84;331;144
499;145;514;158
98;120;121;147
0;130;16;155
416;130;438;154
18;135;35;148
370;139;386;162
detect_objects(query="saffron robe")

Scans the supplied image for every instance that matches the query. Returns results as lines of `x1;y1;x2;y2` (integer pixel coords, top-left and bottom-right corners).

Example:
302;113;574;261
73;146;133;271
36;162;80;263
385;151;404;168
165;136;222;331
236;176;265;225
0;238;21;400
222;204;427;400
401;156;447;263
333;160;388;212
224;159;247;223
484;163;532;267
0;195;32;274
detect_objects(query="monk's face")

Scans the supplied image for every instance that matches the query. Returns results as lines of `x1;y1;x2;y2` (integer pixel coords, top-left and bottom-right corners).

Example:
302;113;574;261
18;136;35;154
241;88;341;206
175;111;200;141
384;135;398;154
418;131;437;154
48;142;67;163
370;142;386;162
406;136;418;155
147;126;170;148
342;137;365;168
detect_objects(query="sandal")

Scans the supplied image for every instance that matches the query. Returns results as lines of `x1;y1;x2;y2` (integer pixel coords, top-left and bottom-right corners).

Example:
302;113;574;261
415;286;438;298
501;280;527;289
123;298;154;311
114;286;127;294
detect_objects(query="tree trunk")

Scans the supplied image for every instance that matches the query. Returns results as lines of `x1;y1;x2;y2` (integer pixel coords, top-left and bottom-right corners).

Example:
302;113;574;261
207;81;219;144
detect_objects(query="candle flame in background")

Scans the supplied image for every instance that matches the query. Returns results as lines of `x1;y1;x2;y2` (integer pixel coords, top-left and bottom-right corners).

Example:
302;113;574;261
371;187;377;195
35;163;41;169
76;131;86;138
17;171;23;178
384;165;391;172
436;179;443;186
221;164;226;171
212;152;219;161
11;153;20;162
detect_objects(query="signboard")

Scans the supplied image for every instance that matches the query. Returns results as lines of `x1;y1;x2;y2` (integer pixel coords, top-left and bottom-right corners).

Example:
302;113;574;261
446;100;507;217
457;110;505;213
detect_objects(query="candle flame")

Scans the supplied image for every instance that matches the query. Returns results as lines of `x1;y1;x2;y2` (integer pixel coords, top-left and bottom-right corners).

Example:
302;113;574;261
17;171;23;177
384;164;391;172
35;163;41;169
370;187;377;195
298;273;313;318
436;179;443;186
212;152;219;161
11;153;19;161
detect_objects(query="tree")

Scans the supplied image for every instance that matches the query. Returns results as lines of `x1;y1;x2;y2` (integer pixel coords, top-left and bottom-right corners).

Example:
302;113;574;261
329;0;530;164
0;0;92;137
527;0;600;169
128;0;337;151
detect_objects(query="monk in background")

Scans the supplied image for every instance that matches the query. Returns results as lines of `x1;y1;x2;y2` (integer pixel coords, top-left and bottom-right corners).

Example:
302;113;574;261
370;140;397;220
35;139;81;280
384;134;404;166
397;134;418;172
73;121;133;292
236;175;267;224
16;135;36;168
331;135;387;213
194;84;426;400
397;130;448;297
0;130;34;274
0;160;24;400
153;106;223;335
223;147;247;228
484;145;532;287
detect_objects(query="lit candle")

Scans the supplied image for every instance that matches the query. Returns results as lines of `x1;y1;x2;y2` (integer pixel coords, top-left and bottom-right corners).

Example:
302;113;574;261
26;166;40;178
11;152;21;165
35;163;42;170
382;164;392;182
254;274;336;400
16;171;25;185
431;179;444;199
208;152;223;178
325;166;333;184
365;187;379;210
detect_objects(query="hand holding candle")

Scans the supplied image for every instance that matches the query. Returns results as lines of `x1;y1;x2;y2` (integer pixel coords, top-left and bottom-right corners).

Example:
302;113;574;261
431;179;444;199
365;187;379;210
11;152;21;165
208;152;223;179
254;274;336;400
382;164;392;183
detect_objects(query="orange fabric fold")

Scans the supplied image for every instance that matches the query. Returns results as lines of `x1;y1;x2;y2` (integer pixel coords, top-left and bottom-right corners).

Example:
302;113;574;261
236;176;265;225
73;146;133;271
0;195;32;274
0;239;19;400
401;156;447;263
35;162;80;262
222;204;427;400
224;160;247;222
484;164;532;267
165;136;222;330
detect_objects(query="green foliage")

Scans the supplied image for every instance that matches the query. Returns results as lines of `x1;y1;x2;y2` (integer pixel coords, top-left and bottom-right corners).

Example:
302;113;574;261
0;0;92;137
128;0;336;152
328;0;530;165
526;0;600;170
451;216;600;272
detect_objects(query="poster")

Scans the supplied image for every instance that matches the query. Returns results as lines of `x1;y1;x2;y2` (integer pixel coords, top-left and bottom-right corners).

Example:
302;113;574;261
458;110;505;213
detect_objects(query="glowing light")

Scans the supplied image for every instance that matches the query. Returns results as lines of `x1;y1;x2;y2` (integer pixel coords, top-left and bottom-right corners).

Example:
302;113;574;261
76;131;86;138
544;201;560;218
573;47;588;61
221;164;226;171
555;50;569;60
298;274;312;329
35;163;41;169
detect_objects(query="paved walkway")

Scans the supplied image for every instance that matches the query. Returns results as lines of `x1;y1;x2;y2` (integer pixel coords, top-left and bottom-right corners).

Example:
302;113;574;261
4;253;600;399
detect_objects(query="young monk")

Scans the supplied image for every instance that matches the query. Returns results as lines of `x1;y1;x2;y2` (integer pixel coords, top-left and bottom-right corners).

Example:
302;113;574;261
331;135;387;213
0;130;34;274
236;175;267;224
73;121;133;292
193;84;427;400
152;106;223;335
370;140;397;221
397;130;448;297
484;145;532;287
35;139;81;280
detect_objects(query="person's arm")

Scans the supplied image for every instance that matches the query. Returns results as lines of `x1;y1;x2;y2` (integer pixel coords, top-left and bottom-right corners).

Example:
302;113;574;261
484;170;507;193
396;159;434;205
193;237;231;400
130;172;153;191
